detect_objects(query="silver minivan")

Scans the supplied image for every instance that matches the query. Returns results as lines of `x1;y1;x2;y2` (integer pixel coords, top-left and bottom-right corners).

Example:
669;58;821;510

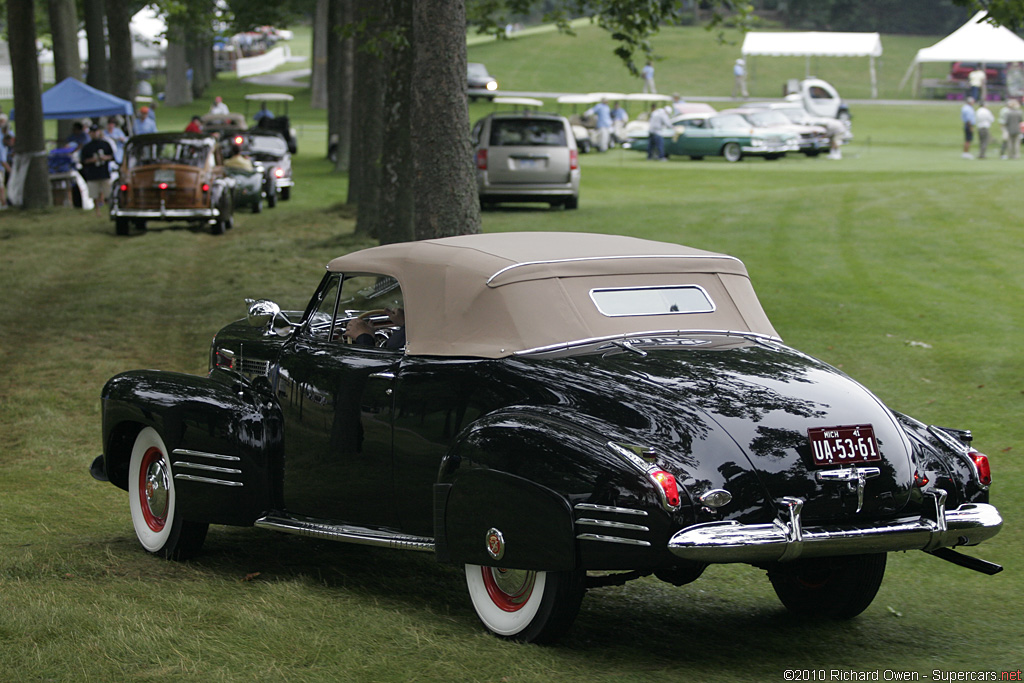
471;113;580;210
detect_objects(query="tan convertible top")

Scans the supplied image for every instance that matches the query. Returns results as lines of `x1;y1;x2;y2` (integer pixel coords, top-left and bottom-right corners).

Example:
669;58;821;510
326;232;779;358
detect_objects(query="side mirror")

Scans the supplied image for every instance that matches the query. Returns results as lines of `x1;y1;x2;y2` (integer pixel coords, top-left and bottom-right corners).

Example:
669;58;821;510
246;298;294;337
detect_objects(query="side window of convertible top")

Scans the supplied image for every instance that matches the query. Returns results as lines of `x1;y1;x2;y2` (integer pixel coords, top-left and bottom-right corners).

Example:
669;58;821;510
305;276;341;340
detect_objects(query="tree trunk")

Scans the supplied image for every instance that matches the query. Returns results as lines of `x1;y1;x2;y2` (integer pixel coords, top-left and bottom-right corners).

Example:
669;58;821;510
189;36;213;100
83;0;110;94
349;0;386;226
329;0;354;171
376;0;415;245
411;0;480;239
164;23;193;107
311;0;328;110
106;0;135;103
49;0;83;141
8;0;53;209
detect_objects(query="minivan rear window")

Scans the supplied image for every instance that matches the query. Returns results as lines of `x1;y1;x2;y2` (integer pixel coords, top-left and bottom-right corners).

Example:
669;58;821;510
490;120;567;147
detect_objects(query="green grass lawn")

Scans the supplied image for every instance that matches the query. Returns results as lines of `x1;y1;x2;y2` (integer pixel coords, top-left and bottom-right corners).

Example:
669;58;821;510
1;21;1023;683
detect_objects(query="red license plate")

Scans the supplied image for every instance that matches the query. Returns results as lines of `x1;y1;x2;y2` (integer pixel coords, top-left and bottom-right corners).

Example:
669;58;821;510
808;424;881;467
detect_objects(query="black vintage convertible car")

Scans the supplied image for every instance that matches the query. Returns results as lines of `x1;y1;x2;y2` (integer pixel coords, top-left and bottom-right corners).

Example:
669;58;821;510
91;232;1003;643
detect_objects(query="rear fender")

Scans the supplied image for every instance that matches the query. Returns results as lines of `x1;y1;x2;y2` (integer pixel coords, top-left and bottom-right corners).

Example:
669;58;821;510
101;368;281;525
436;408;676;571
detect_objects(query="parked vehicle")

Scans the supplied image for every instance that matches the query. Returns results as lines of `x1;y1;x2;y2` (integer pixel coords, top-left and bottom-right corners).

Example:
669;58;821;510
110;132;235;235
468;62;499;101
471;112;580;209
91;232;1003;644
626;112;799;162
723;107;830;156
786;78;852;123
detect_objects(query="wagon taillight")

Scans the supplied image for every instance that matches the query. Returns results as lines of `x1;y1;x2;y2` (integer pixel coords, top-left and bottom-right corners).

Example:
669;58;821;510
119;183;128;193
201;183;210;192
475;149;488;170
570;149;578;170
969;451;992;486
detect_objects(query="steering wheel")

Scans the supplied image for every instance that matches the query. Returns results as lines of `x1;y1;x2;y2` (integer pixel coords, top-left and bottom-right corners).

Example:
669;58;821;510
341;309;389;344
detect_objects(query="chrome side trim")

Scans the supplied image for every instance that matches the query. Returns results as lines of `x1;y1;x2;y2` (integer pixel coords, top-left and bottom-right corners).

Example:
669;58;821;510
668;494;1002;564
514;330;783;358
577;518;650;532
577;533;652;547
255;516;435;553
174;461;242;475
573;503;648;517
173;473;244;487
172;449;240;462
486;254;743;287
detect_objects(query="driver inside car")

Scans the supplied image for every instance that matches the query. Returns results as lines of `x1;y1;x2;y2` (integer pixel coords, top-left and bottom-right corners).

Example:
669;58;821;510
343;307;406;350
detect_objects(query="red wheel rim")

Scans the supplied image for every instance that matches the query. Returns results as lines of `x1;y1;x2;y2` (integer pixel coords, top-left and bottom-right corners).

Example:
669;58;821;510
138;446;168;532
481;567;536;613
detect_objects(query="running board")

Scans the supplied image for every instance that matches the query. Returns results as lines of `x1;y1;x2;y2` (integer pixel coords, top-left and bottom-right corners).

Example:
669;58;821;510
254;515;435;553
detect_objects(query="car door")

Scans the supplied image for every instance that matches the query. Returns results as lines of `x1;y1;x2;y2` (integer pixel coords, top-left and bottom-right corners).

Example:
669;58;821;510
275;273;404;529
677;118;714;155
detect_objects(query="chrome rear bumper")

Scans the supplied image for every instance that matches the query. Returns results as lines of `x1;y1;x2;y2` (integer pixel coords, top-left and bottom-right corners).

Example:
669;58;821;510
668;491;1002;564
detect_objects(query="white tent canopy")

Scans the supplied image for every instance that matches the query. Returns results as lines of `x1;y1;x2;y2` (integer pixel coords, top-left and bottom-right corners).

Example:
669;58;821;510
900;12;1024;93
742;32;883;98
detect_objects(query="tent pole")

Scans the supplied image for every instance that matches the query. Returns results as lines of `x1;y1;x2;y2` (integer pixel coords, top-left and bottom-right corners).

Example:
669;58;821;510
870;55;878;98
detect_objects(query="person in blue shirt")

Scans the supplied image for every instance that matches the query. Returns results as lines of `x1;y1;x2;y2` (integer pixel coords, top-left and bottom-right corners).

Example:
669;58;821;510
253;103;275;123
585;98;613;152
134;106;157;135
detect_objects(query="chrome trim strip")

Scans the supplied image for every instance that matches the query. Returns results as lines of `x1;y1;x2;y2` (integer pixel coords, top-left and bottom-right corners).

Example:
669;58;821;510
577;518;650;532
174;461;242;475
573;503;648;517
668;497;1002;564
255;516;435;553
577;533;652;547
514;330;783;357
173;473;244;487
486;254;743;287
171;449;240;462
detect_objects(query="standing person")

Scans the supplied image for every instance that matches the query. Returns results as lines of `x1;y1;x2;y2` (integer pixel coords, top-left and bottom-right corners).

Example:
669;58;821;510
134;106;157;134
0;129;8;209
610;101;629;144
733;58;748;99
79;125;115;216
1000;98;1022;159
647;103;671;161
961;97;976;159
104;117;128;164
967;66;987;102
209;96;230;115
66;121;91;150
584;98;612;152
1007;62;1024;102
641;61;656;94
975;101;994;158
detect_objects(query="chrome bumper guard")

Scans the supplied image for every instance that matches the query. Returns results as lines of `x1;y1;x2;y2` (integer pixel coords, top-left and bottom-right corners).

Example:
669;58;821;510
668;491;1002;564
111;206;219;220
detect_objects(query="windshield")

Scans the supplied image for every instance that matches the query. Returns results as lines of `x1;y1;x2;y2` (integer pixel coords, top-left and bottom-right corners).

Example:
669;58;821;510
746;110;790;127
127;140;211;169
710;114;749;130
489;119;567;147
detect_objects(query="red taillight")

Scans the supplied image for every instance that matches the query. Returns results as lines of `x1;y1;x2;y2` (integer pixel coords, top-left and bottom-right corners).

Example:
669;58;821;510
119;183;129;193
570;149;578;170
274;167;284;178
969;451;992;486
475;149;487;170
233;135;244;146
201;183;210;192
650;470;680;508
158;182;168;190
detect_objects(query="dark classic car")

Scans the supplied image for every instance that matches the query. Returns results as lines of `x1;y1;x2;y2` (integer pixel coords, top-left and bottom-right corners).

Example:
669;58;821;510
91;232;1003;643
111;133;235;235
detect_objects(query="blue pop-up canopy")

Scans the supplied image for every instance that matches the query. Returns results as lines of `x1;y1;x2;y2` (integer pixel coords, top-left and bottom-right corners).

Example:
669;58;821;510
12;77;134;120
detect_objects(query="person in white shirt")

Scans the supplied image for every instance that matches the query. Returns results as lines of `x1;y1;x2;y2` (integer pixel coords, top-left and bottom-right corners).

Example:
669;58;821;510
975;102;995;158
209;96;230;115
647;104;672;160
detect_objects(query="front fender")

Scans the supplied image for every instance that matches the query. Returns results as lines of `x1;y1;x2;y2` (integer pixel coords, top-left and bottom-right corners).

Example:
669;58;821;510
100;368;280;525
